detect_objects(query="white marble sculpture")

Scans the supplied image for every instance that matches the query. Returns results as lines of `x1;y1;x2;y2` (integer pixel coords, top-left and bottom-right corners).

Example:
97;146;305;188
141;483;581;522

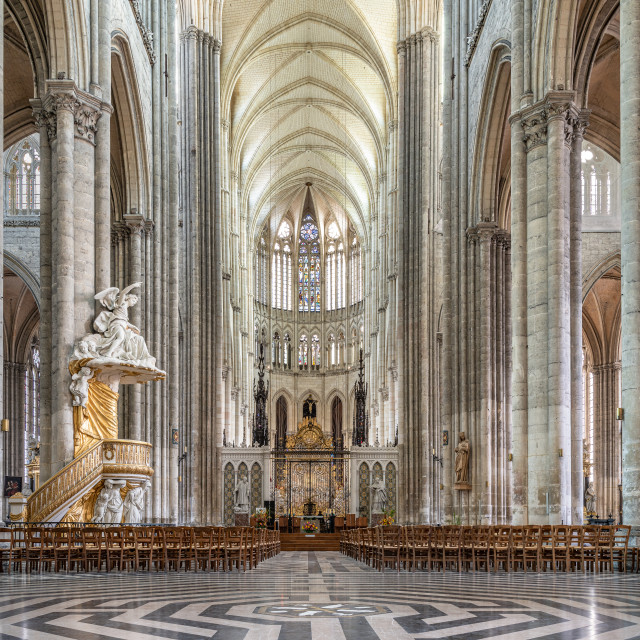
369;479;388;514
104;480;126;523
234;475;250;513
123;480;150;524
72;283;156;371
91;481;110;523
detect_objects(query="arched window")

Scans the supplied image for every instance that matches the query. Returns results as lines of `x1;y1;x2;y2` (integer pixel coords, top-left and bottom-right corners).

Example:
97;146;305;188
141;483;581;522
328;333;336;367
331;396;343;446
270;222;292;310
311;334;320;369
298;215;320;312
283;333;291;369
276;396;288;448
325;222;345;310
580;143;620;221
350;236;362;304
4;135;40;217
272;332;280;367
256;236;268;306
298;334;308;369
338;331;345;366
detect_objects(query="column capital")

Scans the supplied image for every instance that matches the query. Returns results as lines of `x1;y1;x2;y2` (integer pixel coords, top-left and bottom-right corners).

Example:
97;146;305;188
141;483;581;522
42;80;103;144
124;212;146;236
111;221;130;245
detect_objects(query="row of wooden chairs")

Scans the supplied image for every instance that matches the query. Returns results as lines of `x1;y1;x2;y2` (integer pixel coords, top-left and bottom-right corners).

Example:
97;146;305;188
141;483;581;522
341;524;634;573
0;526;280;574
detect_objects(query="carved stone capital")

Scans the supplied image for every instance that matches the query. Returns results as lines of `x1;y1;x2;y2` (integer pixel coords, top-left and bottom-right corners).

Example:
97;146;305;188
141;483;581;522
212;39;222;54
520;106;548;152
182;25;201;42
43;81;103;144
124;212;146;237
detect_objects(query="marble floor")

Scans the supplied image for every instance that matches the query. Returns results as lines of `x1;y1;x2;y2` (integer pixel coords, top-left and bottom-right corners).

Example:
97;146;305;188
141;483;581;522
1;551;639;639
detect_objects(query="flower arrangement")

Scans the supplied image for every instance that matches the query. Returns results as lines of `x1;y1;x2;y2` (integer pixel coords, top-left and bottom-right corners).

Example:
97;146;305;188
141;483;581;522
253;508;267;529
381;509;395;526
303;521;318;533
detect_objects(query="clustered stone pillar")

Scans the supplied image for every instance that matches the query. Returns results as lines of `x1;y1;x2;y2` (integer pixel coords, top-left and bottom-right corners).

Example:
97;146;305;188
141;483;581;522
516;93;584;524
36;81;102;479
179;26;223;524
620;0;640;532
592;362;622;520
396;26;440;523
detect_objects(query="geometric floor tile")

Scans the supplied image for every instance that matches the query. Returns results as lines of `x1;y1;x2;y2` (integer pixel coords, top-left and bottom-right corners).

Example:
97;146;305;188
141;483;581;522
1;551;640;639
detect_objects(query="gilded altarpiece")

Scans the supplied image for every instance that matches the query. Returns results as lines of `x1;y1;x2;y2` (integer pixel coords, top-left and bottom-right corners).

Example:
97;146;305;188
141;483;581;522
273;417;349;517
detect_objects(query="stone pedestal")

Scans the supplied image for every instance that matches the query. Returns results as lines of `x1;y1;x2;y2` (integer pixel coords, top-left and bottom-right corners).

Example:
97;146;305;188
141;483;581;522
370;513;384;527
234;512;249;526
454;483;471;491
8;493;28;522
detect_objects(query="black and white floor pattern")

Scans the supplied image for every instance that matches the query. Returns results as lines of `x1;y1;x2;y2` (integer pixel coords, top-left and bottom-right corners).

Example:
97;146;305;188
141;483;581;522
1;551;640;639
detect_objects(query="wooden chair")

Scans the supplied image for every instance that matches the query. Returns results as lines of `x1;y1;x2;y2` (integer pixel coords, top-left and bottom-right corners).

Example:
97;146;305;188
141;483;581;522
134;526;158;571
568;526;584;573
491;526;511;573
163;527;183;571
595;526;615;573
0;528;20;574
193;527;213;571
581;526;599;572
412;525;432;571
376;525;402;572
443;526;462;572
81;527;105;572
611;525;631;572
521;525;541;572
539;525;554;571
225;527;247;572
552;525;571;572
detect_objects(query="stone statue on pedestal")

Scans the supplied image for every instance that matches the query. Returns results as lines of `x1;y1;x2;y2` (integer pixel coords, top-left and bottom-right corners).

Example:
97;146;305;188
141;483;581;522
369;479;388;514
585;481;597;514
454;432;471;489
234;475;250;513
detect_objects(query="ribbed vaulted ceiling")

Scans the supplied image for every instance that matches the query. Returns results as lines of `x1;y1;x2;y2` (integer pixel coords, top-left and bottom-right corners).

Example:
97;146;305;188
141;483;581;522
220;0;397;243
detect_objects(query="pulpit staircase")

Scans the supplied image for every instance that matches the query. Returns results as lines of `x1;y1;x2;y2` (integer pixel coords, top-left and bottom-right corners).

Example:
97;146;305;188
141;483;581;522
10;439;153;523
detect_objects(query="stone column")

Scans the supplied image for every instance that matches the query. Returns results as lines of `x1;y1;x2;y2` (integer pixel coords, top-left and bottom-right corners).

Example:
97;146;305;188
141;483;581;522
43;80;101;475
546;97;573;525
593;362;622;520
125;213;145;441
46;85;77;473
570;113;588;523
95;0;112;295
620;0;640;529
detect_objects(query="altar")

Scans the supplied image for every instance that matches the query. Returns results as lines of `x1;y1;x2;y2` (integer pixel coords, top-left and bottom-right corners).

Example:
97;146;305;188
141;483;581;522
300;515;324;533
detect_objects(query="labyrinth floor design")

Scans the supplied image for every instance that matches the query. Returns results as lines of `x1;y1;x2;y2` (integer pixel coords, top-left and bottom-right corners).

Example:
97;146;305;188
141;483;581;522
1;551;640;639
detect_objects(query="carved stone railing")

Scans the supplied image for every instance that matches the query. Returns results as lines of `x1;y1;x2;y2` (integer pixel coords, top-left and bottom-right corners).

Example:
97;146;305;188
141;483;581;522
27;440;153;523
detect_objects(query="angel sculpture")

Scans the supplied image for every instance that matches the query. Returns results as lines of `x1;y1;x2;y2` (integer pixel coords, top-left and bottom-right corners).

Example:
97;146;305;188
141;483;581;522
72;283;156;368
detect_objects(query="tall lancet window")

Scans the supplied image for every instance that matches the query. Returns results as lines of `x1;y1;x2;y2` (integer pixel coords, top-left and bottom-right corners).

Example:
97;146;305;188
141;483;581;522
350;236;363;305
256;236;268;305
298;215;320;312
298;334;308;369
326;222;345;310
4;135;41;217
271;221;292;310
311;334;320;369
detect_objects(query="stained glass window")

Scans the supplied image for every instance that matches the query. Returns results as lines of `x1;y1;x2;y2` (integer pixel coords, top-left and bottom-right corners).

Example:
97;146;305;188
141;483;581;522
270;225;292;310
298;216;321;312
